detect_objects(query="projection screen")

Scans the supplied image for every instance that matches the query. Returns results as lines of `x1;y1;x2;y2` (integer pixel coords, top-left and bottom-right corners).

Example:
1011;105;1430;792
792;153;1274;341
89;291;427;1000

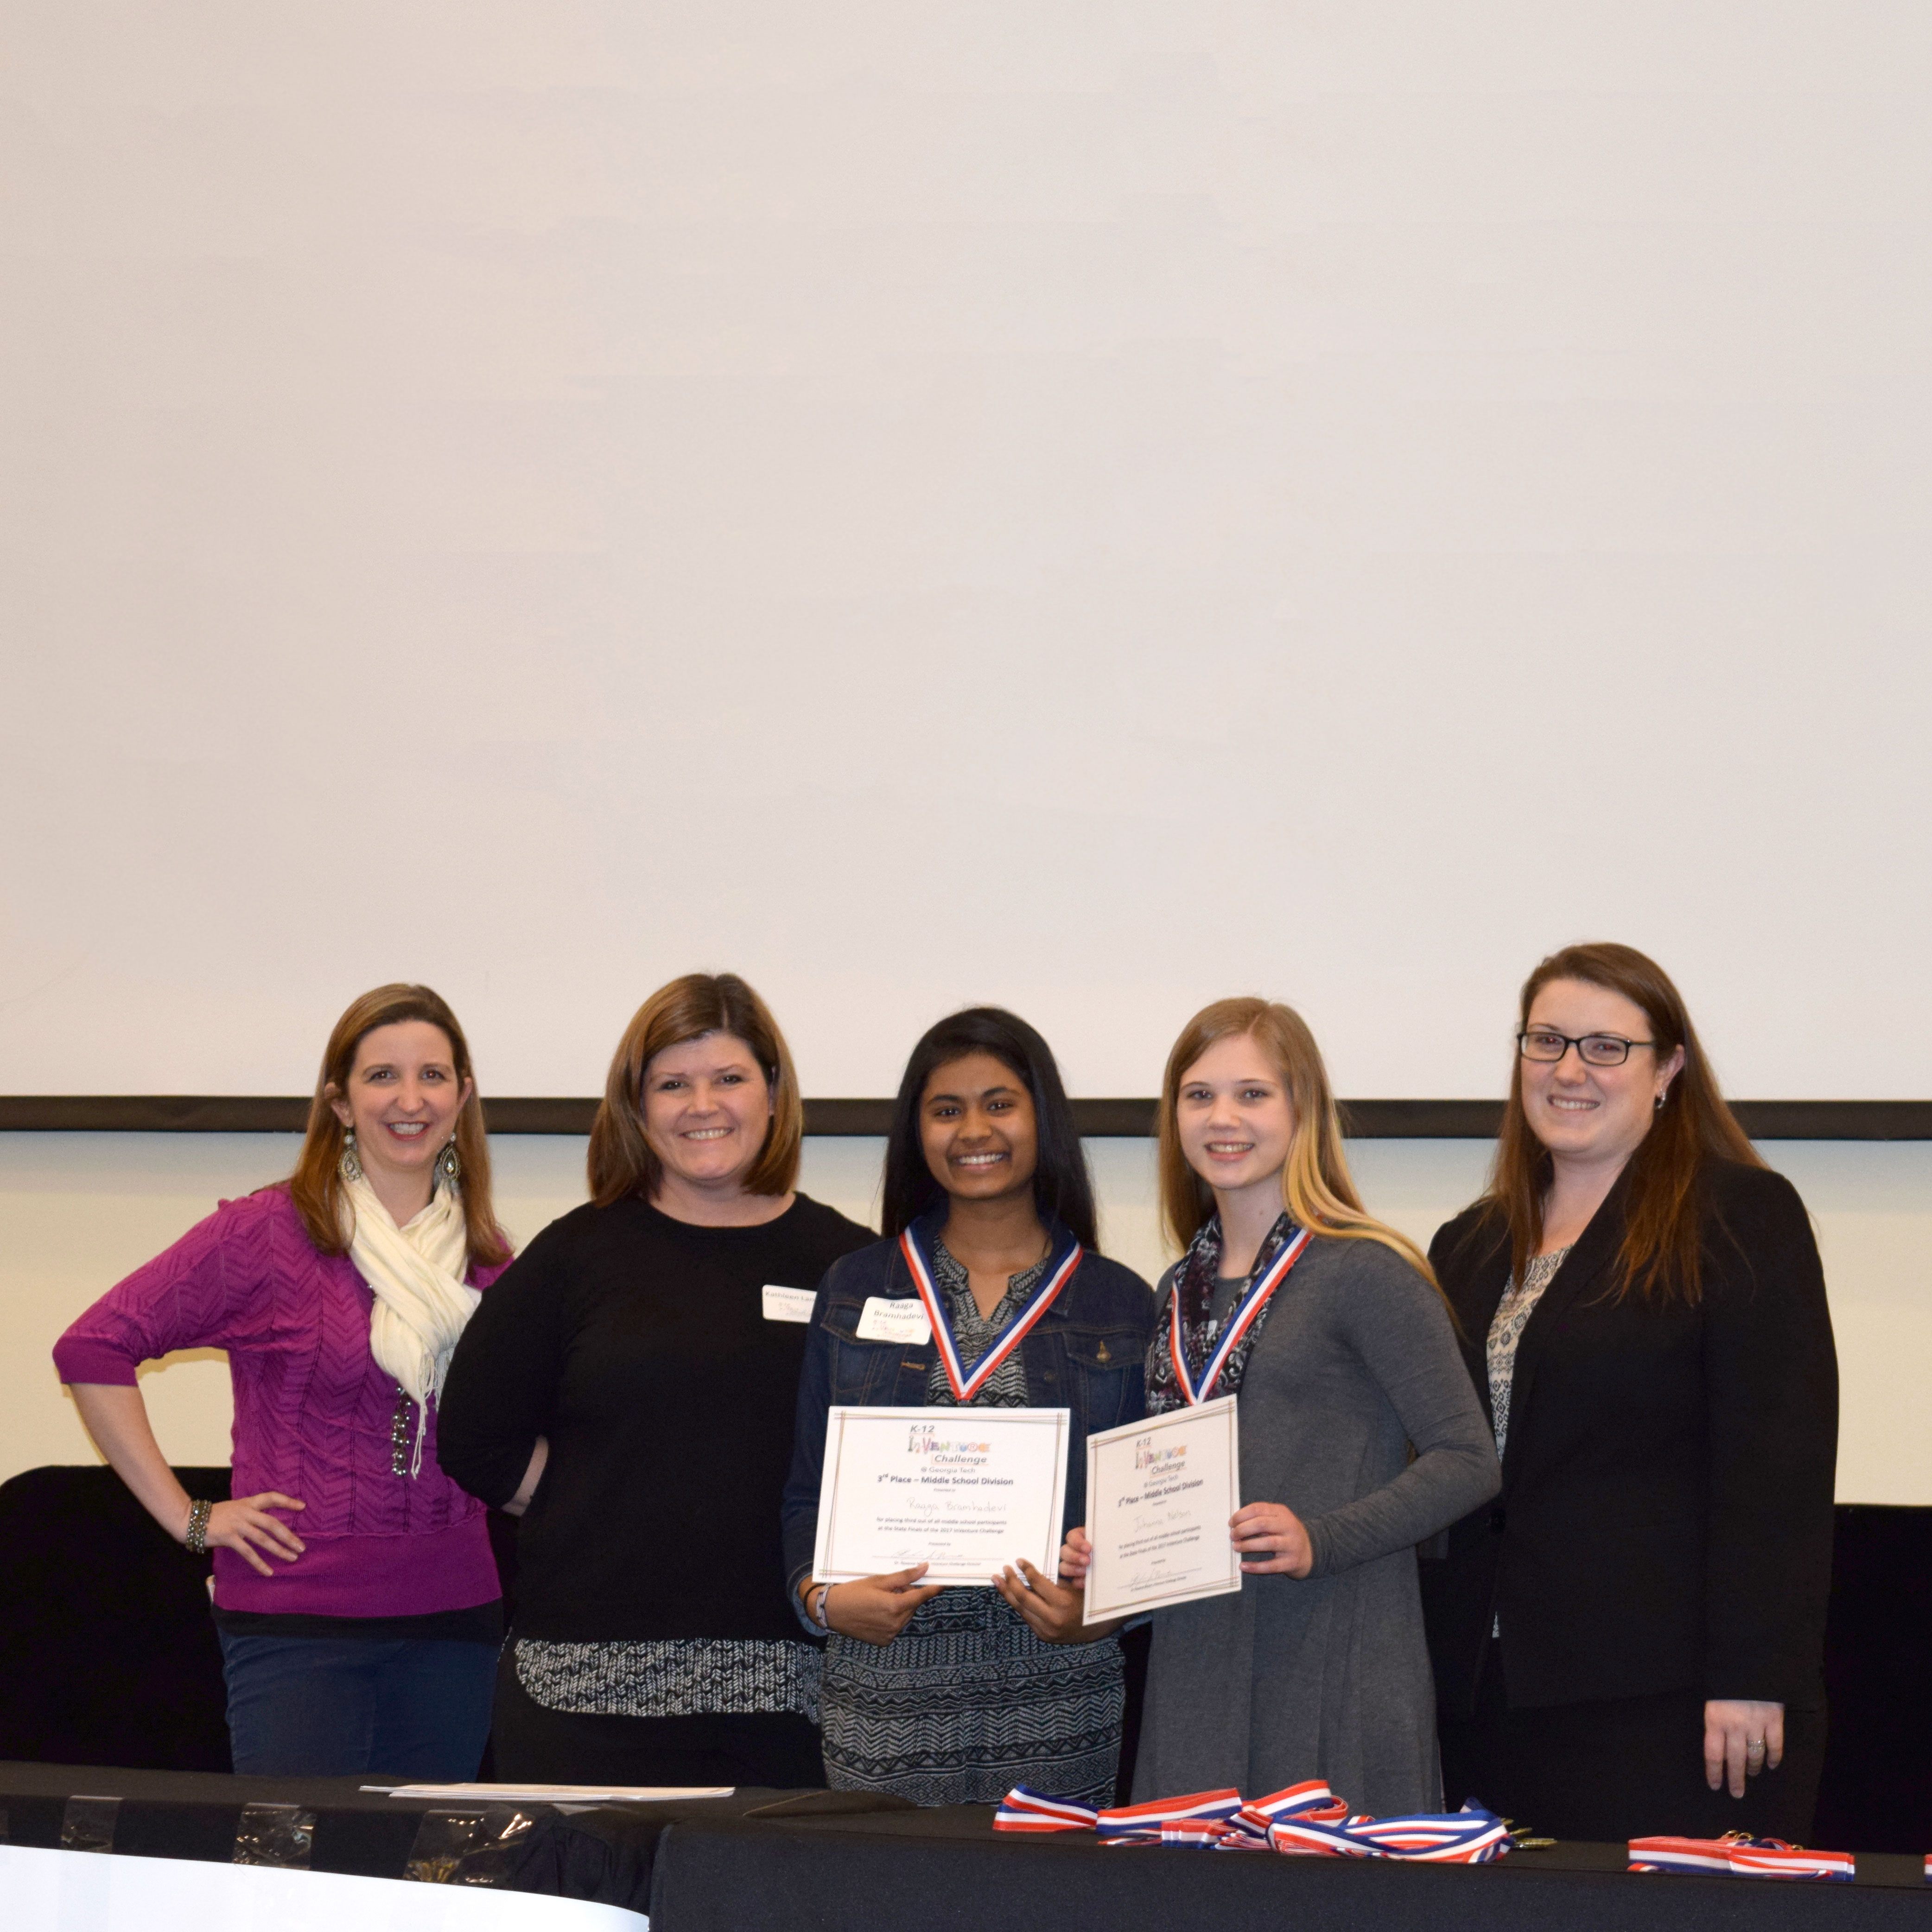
3;3;1929;1104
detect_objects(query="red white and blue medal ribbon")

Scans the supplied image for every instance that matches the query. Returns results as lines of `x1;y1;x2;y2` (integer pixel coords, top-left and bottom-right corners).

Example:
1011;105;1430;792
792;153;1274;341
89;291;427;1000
992;1787;1101;1834
1628;1834;1854;1882
998;1782;1512;1863
1224;1781;1347;1846
1169;1226;1314;1406
900;1226;1083;1404
1271;1807;1512;1863
1094;1788;1244;1845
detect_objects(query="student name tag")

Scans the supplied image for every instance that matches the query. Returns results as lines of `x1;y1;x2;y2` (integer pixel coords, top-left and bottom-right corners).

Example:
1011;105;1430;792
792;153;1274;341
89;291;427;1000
855;1296;932;1346
762;1284;817;1323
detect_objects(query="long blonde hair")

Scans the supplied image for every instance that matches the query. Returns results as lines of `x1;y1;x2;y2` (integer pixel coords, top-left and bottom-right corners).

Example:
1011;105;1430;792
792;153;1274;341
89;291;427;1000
1158;997;1439;1291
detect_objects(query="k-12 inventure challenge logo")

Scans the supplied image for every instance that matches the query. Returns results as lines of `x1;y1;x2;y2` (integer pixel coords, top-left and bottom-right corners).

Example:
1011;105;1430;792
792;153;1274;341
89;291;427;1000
1124;1433;1202;1508
907;1425;992;1465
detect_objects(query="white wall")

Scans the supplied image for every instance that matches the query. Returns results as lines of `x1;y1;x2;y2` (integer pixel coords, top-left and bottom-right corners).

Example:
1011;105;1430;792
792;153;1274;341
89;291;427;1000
3;3;1931;1100
5;1131;1925;1504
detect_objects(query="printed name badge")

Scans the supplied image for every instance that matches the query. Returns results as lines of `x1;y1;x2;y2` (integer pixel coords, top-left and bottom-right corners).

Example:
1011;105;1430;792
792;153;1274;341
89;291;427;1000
855;1296;933;1346
762;1284;818;1324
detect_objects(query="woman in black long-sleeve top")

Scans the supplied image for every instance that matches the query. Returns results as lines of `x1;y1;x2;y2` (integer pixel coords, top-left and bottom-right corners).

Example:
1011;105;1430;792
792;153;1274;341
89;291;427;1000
1422;942;1837;1843
439;973;872;1787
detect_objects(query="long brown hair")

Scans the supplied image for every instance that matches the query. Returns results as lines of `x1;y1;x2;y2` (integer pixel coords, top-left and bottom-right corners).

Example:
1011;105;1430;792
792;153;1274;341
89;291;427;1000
1482;941;1761;1305
1158;997;1438;1288
286;984;509;1267
587;972;803;1208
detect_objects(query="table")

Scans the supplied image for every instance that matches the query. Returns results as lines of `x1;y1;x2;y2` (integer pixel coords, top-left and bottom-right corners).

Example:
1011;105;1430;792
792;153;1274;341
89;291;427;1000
3;1760;1925;1931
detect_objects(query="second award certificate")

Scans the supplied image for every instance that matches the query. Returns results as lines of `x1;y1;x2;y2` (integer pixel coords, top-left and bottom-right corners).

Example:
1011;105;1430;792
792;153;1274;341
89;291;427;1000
1081;1394;1243;1620
812;1406;1070;1586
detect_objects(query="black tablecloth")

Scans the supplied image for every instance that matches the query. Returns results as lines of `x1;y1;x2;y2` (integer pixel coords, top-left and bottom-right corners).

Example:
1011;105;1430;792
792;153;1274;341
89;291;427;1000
4;1760;1925;1929
647;1808;1930;1932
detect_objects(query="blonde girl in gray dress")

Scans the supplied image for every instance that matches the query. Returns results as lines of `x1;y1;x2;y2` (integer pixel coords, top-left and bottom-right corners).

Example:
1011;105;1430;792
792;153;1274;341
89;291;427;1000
1060;997;1500;1812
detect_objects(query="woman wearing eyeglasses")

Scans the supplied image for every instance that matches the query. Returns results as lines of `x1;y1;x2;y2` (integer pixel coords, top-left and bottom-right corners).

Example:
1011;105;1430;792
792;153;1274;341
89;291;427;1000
1422;943;1838;1843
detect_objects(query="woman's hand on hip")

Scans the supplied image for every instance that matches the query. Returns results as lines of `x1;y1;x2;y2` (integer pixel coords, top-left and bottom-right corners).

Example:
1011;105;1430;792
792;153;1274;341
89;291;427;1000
203;1493;307;1576
820;1565;943;1646
993;1559;1095;1644
1231;1500;1313;1577
1705;1700;1785;1798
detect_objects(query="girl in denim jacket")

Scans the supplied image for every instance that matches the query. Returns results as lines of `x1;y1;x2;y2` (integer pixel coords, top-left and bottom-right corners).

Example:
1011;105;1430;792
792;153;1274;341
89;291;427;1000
782;1008;1153;1805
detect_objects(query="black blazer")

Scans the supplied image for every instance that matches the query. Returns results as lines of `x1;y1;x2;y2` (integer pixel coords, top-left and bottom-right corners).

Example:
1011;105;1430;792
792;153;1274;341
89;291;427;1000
1421;1158;1837;1717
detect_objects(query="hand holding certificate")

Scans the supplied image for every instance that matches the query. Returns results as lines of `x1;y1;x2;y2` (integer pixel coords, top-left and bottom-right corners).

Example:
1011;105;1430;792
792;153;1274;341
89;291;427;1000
813;1405;1071;1587
1080;1394;1243;1620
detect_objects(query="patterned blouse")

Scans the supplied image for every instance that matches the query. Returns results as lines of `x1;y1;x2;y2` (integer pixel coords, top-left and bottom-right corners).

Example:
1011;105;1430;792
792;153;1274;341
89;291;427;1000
1484;1245;1573;1459
924;1236;1044;1408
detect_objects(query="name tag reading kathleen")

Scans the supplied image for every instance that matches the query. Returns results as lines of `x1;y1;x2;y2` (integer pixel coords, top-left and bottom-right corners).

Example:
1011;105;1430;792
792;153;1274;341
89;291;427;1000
812;1405;1070;1587
762;1284;817;1323
854;1296;932;1345
1081;1394;1243;1621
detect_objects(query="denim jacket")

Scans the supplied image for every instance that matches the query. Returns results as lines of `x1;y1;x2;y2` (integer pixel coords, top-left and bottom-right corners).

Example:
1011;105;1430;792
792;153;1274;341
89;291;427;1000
780;1214;1155;1601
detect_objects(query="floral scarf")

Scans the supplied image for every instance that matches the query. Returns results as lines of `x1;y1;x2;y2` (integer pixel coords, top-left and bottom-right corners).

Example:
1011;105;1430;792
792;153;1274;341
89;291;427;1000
1145;1211;1300;1417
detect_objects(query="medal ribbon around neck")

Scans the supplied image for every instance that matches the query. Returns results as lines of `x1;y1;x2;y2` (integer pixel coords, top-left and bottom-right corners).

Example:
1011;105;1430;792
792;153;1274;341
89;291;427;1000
900;1225;1084;1403
1170;1225;1314;1406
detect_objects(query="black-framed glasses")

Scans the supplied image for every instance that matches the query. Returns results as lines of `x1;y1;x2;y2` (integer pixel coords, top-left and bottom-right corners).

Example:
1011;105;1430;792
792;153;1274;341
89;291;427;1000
1517;1029;1655;1068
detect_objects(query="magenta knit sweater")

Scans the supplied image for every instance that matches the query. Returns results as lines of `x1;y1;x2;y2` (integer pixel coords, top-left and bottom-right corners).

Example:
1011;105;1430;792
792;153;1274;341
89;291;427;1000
53;1185;506;1618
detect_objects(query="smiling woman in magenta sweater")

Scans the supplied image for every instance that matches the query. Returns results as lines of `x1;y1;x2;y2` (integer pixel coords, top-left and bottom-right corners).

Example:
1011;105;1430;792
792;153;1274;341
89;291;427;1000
54;984;517;1779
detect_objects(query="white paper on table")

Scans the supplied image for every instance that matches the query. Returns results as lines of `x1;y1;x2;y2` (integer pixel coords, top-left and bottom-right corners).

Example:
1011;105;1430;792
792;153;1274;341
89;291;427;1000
811;1405;1069;1586
373;1782;733;1802
1081;1394;1243;1621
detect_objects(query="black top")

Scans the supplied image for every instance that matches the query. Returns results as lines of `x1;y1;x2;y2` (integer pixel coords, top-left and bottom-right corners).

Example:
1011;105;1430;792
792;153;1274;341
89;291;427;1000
212;1602;503;1644
437;1192;874;1644
1420;1158;1839;1717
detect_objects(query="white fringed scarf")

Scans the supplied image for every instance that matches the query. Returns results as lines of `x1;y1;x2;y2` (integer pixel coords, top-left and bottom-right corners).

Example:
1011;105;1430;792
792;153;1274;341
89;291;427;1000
343;1172;480;1476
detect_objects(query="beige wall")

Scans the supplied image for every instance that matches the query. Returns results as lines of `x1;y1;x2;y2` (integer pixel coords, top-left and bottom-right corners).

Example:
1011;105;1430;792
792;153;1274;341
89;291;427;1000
3;1132;1925;1504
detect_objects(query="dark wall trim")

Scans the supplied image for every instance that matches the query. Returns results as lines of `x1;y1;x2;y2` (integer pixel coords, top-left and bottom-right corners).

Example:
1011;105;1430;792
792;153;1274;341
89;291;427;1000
3;1096;1932;1139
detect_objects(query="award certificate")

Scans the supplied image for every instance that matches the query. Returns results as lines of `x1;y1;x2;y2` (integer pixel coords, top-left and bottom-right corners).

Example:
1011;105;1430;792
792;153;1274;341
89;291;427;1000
1081;1395;1242;1620
812;1406;1070;1587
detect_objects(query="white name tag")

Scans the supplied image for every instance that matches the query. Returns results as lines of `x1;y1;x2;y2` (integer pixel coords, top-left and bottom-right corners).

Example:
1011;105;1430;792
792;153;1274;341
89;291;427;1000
762;1284;818;1324
855;1296;932;1346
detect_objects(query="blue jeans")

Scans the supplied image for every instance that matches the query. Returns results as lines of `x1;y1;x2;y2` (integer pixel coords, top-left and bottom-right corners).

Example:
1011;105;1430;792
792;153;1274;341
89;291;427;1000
219;1633;497;1778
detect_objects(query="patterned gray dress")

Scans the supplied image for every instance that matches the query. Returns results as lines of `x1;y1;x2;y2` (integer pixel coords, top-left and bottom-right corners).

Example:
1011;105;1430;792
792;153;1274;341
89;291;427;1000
817;1238;1125;1805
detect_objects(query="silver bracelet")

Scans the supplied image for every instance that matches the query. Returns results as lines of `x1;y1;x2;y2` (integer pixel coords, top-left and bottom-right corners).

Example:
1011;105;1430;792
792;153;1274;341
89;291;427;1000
809;1583;834;1631
184;1498;213;1556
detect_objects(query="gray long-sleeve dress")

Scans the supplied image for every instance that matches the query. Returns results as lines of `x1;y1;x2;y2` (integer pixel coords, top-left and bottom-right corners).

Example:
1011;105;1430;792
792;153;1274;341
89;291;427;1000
1132;1235;1500;1814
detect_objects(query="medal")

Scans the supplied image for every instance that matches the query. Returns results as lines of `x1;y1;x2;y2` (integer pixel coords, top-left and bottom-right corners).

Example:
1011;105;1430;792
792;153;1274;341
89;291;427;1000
1169;1225;1313;1405
899;1224;1082;1403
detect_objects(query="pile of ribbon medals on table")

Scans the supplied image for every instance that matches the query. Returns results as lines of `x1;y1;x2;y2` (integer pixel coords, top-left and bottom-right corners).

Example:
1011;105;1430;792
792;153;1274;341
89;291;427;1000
994;1780;1513;1863
1627;1833;1854;1882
